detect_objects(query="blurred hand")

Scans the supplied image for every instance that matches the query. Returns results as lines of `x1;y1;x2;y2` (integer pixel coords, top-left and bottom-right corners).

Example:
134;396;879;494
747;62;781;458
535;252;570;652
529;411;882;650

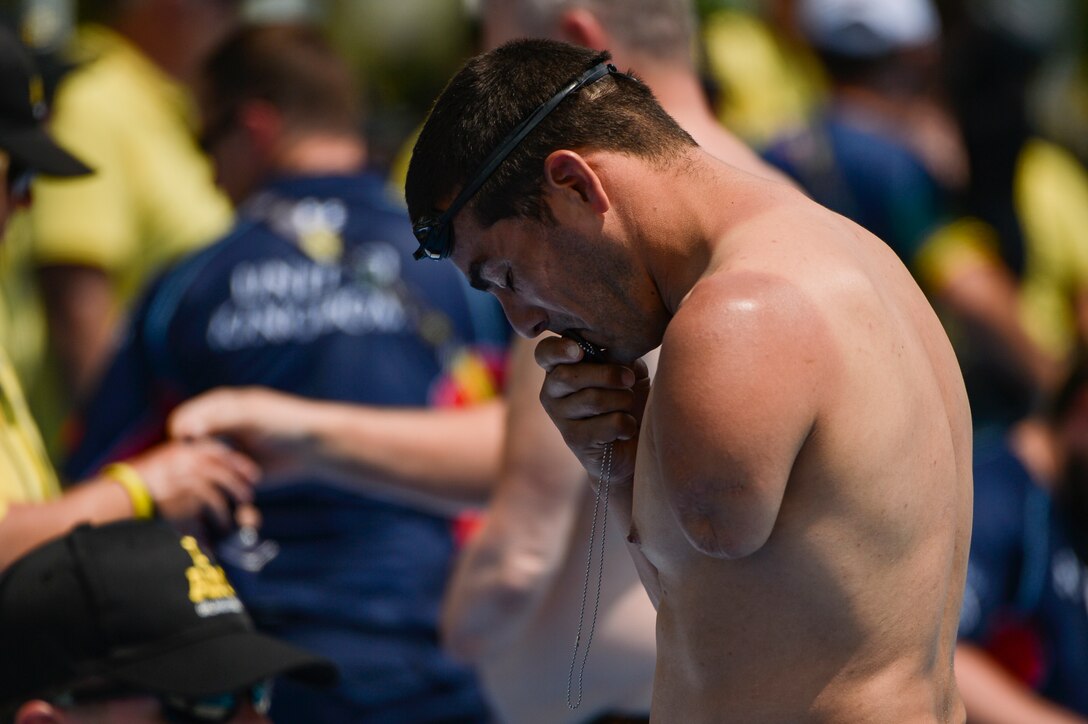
123;438;261;530
168;387;312;475
534;336;650;489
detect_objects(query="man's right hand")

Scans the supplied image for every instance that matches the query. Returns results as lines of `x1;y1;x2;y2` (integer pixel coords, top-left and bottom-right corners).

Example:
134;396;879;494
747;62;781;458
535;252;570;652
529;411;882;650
534;335;649;488
122;439;261;530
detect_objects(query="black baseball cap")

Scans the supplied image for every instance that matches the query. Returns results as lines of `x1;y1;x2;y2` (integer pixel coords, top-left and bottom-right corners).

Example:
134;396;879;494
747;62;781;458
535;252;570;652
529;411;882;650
0;24;90;177
0;519;337;709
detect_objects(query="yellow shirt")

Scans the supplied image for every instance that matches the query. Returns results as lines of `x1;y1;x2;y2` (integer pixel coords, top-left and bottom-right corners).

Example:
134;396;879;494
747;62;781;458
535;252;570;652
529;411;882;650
1015;139;1088;360
0;211;47;388
701;8;825;148
917;140;1088;362
0;345;61;521
29;24;231;305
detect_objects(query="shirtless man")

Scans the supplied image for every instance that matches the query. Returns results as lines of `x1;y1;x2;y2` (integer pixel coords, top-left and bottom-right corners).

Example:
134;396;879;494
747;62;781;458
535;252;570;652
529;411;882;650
406;39;973;721
439;2;791;720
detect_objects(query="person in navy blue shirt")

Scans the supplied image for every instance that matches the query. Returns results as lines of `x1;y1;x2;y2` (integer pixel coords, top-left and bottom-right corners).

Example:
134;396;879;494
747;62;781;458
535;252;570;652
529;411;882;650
66;25;508;723
956;358;1088;722
762;0;951;266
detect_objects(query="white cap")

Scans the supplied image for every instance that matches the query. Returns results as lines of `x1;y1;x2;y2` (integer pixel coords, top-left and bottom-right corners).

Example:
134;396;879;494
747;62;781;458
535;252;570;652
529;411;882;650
798;0;941;57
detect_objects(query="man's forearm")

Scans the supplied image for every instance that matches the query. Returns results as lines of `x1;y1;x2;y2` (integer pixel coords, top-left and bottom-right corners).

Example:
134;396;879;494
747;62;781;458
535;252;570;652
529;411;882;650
955;643;1087;724
937;260;1060;393
37;264;117;401
0;477;136;569
305;398;505;509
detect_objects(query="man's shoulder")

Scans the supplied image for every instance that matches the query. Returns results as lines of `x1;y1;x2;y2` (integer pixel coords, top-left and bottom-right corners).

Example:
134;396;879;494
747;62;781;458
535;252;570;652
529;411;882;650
672;266;828;350
659;269;830;411
136;221;266;312
53;41;141;121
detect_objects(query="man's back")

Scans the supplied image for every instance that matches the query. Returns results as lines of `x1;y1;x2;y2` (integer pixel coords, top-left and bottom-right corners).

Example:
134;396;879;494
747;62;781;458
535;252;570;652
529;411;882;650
635;173;972;722
67;172;505;721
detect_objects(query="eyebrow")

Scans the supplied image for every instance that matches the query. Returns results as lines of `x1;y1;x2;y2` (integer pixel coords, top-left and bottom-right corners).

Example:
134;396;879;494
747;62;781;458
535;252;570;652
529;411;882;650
468;259;491;292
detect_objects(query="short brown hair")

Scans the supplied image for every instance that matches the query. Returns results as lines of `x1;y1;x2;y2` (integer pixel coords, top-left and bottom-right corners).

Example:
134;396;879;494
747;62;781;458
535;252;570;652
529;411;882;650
202;24;361;138
405;39;696;232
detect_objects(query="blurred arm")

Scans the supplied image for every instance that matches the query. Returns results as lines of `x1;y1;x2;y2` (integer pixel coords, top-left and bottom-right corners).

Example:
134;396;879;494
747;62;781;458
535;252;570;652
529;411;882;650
0;478;135;569
955;643;1088;724
935;255;1059;392
916;220;1061;396
37;264;118;402
441;335;588;662
169;387;504;515
0;438;259;570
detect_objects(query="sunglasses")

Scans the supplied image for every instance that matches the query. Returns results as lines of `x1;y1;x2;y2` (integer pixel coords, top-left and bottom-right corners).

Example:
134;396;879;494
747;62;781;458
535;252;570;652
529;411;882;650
162;679;272;723
412;60;619;261
55;678;272;723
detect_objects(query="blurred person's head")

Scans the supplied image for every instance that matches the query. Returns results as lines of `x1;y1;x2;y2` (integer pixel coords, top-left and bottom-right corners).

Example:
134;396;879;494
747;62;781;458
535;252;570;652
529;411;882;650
0;519;337;724
79;0;242;85
797;0;941;92
479;0;697;72
199;23;365;205
0;25;90;236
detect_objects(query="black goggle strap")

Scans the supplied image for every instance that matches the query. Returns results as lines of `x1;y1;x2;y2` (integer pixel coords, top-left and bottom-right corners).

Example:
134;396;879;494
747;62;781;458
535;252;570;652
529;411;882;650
413;61;618;260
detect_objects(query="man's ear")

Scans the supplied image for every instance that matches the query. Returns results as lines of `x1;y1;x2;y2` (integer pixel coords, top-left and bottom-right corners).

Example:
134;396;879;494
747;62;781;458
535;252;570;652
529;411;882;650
543;150;610;215
236;100;283;157
15;700;65;724
557;8;610;51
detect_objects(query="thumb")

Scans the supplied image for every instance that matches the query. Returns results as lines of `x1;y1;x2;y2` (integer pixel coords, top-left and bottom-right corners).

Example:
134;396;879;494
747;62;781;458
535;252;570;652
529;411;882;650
167;405;205;440
167;389;237;440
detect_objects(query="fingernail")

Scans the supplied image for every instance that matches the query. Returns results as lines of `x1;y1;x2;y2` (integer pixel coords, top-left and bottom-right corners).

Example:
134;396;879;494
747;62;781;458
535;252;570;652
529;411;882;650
621;368;635;386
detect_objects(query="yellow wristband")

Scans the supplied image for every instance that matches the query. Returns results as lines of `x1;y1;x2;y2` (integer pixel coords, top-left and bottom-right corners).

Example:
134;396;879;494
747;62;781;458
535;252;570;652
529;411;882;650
100;462;155;520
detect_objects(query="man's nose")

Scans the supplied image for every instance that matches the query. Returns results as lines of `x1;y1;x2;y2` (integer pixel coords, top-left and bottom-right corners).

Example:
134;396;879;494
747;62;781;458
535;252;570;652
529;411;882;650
498;294;547;338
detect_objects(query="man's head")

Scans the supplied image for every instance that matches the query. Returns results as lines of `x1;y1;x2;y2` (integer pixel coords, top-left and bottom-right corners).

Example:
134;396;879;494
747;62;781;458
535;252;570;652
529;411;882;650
0;519;337;724
479;0;697;69
80;0;241;85
796;0;941;89
198;23;363;204
797;0;940;59
0;25;90;234
406;39;696;361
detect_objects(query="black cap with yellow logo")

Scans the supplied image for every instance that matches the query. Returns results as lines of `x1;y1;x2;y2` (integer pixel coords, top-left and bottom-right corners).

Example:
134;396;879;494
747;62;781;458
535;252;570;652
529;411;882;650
0;519;337;709
0;24;90;177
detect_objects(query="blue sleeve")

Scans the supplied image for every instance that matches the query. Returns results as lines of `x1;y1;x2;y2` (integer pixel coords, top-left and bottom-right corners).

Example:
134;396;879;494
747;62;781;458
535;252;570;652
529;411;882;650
63;272;186;479
958;436;1037;641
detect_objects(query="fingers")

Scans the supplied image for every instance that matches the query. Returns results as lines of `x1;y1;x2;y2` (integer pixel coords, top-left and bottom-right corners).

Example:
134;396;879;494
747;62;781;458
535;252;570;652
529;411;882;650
534;335;584;372
544;386;637;421
536;336;644;449
128;438;262;527
235;503;262;529
168;387;244;440
206;441;262;484
567;412;641;445
197;448;258;508
191;479;234;531
541;362;636;399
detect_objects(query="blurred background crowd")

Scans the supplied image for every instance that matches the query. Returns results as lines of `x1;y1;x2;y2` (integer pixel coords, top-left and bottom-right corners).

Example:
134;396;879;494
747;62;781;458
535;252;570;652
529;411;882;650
0;0;1086;722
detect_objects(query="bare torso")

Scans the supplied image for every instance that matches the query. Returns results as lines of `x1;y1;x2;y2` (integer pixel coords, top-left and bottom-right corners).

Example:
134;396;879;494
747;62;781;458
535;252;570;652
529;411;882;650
630;182;972;722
